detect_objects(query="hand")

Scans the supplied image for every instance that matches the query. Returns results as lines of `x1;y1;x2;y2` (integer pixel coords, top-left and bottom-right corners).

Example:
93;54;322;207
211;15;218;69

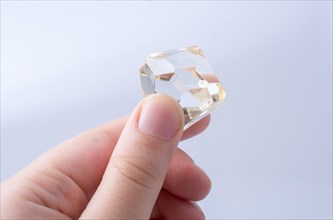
1;94;211;219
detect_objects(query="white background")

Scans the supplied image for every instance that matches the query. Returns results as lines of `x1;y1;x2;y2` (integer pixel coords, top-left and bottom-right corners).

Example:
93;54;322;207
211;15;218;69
1;1;332;219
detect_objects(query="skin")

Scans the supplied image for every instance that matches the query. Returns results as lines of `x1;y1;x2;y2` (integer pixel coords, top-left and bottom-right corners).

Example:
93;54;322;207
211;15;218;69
1;94;212;219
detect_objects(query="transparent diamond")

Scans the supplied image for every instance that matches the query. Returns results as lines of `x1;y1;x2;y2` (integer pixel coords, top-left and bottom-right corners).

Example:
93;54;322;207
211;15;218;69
139;46;226;130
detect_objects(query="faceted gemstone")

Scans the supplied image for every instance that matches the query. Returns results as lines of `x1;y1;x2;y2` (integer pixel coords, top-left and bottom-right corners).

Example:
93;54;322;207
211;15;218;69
139;46;226;130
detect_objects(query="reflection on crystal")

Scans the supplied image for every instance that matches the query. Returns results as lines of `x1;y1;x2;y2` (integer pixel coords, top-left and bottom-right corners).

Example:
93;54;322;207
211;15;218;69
139;46;226;130
156;73;174;81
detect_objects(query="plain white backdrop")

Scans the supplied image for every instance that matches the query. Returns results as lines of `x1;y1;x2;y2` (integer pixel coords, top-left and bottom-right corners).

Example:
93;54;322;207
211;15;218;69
1;1;332;219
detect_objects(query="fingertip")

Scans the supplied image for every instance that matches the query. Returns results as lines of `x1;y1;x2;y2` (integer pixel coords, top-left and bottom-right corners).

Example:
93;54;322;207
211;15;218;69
178;161;212;201
181;115;211;141
138;94;185;141
157;190;206;220
164;149;212;201
194;166;212;200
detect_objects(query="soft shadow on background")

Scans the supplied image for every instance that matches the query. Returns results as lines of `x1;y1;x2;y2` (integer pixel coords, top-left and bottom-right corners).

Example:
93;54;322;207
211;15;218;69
1;1;332;219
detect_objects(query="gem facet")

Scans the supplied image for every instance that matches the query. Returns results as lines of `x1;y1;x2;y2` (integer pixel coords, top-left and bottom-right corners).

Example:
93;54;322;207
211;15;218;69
139;46;226;130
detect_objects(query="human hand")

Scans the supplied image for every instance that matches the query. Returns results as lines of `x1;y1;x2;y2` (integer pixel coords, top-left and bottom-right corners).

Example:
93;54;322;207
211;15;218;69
1;94;211;219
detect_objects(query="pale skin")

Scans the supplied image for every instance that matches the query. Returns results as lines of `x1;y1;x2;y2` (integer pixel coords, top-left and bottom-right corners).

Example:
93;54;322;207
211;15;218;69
1;94;212;219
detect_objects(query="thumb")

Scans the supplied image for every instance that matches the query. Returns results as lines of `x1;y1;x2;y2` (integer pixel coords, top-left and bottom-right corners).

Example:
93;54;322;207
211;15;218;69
81;94;185;219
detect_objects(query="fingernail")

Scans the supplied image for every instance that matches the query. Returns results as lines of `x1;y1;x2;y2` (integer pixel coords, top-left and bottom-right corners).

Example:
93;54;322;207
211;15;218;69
138;94;183;140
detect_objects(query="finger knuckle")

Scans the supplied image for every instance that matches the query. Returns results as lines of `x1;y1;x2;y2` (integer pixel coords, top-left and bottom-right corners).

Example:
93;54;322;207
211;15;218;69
112;156;159;190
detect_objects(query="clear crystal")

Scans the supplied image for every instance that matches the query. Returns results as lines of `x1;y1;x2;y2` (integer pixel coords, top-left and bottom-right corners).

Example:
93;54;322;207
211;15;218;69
139;46;226;130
